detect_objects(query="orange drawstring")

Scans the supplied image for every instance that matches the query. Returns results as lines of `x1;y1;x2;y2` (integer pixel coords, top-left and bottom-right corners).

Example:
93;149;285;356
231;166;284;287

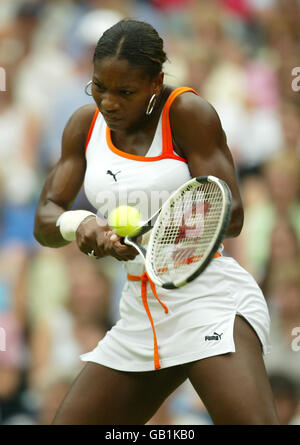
127;272;168;370
127;253;221;370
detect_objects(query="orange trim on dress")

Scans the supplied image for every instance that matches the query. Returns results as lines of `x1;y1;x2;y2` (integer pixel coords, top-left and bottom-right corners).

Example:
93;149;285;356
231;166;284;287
105;87;198;163
162;87;198;160
106;126;167;162
85;108;99;153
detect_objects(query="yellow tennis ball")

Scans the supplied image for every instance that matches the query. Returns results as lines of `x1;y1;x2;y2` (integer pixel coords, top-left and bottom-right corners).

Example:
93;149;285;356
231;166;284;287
108;205;141;237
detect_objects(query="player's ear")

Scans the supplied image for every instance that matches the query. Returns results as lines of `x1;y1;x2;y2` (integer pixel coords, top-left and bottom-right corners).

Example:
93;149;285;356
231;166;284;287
152;72;164;95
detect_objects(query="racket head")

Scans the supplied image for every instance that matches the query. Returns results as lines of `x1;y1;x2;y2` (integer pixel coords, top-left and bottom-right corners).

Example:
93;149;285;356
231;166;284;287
123;207;161;258
145;176;232;288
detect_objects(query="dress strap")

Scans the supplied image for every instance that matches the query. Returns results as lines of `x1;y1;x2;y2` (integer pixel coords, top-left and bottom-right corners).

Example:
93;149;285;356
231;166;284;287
162;87;199;161
84;108;99;154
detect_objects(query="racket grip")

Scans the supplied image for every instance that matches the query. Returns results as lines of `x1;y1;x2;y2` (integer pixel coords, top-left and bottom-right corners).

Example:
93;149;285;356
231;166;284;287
120;236;133;246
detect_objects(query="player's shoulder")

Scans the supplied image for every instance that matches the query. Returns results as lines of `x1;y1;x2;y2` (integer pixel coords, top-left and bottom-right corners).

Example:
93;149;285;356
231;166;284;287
65;103;98;135
61;104;98;157
166;85;222;139
168;86;218;122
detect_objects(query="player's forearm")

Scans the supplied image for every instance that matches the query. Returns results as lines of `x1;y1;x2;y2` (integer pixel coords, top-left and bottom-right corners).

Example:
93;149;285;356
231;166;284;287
225;200;244;238
34;199;71;248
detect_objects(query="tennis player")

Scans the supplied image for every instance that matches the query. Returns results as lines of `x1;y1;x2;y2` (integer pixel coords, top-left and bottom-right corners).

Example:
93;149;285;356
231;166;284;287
34;19;279;424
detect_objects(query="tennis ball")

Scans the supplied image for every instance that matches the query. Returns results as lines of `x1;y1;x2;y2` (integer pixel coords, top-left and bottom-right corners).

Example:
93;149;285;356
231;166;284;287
108;205;141;237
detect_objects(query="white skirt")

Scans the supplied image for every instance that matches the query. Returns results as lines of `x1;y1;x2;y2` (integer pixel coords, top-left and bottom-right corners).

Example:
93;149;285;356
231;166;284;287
80;256;271;372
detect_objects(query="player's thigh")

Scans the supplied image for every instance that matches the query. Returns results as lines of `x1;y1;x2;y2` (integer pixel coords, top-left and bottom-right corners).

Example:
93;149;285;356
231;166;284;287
187;315;279;425
52;361;189;425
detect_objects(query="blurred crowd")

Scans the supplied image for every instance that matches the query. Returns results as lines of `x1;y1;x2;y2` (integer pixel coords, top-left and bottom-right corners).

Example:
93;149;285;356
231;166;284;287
0;0;299;425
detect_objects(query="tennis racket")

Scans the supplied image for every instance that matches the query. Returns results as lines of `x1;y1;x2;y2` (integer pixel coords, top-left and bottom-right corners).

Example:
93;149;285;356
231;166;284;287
123;175;232;289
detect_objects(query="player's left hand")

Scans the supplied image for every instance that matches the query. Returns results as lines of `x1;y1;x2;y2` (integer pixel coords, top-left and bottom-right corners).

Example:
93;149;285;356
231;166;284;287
107;231;139;261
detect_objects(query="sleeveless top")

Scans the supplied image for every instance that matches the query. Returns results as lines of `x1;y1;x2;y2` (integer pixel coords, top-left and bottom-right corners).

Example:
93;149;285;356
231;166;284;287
84;87;198;276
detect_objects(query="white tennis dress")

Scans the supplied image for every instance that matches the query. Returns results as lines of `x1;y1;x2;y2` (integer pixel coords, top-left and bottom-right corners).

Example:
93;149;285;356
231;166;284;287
80;87;271;371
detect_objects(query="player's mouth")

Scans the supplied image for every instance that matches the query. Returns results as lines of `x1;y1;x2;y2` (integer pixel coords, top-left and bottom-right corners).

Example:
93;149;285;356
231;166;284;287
102;113;122;124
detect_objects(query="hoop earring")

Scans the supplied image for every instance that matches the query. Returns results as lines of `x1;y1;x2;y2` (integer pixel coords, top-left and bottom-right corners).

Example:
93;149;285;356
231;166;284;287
146;94;157;115
84;80;93;96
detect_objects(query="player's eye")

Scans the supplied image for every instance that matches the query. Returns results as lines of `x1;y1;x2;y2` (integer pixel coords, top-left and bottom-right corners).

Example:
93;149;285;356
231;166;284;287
93;81;105;91
121;90;133;96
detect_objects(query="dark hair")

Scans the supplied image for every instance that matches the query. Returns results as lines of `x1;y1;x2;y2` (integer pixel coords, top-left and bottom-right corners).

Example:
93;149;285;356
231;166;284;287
93;19;167;78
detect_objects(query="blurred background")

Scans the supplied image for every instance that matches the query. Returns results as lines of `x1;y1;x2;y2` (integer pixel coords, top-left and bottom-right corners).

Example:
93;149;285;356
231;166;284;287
0;0;299;425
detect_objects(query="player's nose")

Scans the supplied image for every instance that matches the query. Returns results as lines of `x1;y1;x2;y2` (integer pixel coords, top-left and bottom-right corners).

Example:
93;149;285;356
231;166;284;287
101;93;120;113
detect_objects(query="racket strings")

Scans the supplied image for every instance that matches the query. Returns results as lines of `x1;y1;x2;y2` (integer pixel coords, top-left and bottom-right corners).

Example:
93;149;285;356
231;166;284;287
149;183;223;282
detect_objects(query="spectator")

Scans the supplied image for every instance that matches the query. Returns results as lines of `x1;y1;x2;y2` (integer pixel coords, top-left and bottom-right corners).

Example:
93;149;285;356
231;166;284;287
269;373;299;425
28;255;111;393
26;247;71;324
37;371;75;425
261;218;299;296
0;279;25;423
240;152;300;281
264;260;300;393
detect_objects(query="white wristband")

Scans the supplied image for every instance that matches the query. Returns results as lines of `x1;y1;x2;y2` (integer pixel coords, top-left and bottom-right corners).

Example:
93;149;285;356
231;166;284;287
56;210;96;241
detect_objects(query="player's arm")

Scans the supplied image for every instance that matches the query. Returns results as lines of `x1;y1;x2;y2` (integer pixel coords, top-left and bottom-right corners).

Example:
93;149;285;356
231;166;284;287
34;104;138;261
34;104;96;248
170;94;244;238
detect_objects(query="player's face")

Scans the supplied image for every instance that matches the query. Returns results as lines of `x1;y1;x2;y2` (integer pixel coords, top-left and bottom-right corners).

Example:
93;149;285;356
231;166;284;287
92;57;163;131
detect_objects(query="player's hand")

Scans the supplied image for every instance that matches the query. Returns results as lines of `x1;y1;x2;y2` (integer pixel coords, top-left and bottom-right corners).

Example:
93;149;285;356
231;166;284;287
106;231;140;261
75;215;139;261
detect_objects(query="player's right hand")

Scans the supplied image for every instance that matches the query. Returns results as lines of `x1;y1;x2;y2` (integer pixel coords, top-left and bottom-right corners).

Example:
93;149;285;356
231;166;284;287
75;215;139;261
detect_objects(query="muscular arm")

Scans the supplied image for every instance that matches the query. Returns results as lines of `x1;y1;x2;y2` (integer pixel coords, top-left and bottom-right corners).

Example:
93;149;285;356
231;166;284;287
170;94;244;238
34;104;97;247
